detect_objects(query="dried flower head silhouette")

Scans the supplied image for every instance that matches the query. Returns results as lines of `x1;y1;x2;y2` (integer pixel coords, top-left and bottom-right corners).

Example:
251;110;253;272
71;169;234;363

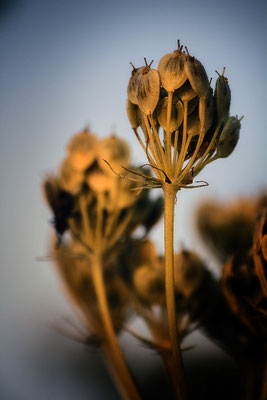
126;40;243;399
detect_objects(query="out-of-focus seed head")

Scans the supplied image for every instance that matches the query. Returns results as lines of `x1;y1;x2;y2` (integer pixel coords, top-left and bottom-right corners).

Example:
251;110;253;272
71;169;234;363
175;79;197;102
262;235;267;261
126;99;140;129
174;249;205;297
127;65;146;105
133;263;165;305
58;158;84;195
98;134;130;175
66;129;98;172
137;61;160;115
157;41;187;92
184;48;209;98
157;96;183;132
215;68;231;121
86;169;116;194
216;116;242;158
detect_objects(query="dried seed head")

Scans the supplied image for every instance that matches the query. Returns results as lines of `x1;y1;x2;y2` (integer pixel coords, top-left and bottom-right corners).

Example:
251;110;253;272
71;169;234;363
133;263;164;305
66;129;98;172
174;249;205;297
137;64;160;115
127;65;146;105
58;158;84;195
184;48;209;98
215;68;231;121
126;98;140;129
98;134;130;175
216;116;242;158
157;42;187;92
157;96;183;132
175;79;197;102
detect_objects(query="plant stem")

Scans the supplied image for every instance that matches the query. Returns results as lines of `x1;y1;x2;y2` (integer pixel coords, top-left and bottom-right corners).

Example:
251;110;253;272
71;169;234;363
163;184;186;399
91;254;141;400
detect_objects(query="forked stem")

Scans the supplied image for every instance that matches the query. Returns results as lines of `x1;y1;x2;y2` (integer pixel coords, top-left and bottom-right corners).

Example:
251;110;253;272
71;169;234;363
163;183;187;399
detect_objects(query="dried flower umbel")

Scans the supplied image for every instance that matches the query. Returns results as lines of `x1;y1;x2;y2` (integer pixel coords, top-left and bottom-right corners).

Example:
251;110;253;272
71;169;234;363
126;40;243;398
43;128;164;400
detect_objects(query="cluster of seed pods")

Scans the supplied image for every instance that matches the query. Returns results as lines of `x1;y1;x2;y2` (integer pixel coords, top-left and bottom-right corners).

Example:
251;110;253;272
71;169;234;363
127;41;242;186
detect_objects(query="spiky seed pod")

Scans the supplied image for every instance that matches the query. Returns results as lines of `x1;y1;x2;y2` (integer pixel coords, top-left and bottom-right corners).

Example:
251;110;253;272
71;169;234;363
98;135;130;175
187;96;199;116
127;66;146;105
66;129;98;172
184;53;209;99
187;93;214;136
175;79;197;102
157;96;183;132
137;67;160;115
157;48;187;92
126;99;140;129
58;158;84;195
174;250;205;297
215;69;231;121
216;116;241;158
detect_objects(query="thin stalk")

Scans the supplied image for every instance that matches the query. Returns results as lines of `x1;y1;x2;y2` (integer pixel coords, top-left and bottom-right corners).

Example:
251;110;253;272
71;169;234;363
91;255;141;400
163;184;186;399
143;114;164;179
148;114;168;173
174;101;188;179
166;91;173;176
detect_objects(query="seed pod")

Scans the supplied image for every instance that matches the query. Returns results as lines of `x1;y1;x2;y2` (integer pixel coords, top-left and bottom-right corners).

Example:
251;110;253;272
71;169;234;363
58;158;84;195
198;89;215;132
215;68;231;121
216;116;241;158
66;129;98;172
187;92;214;136
187;96;199;116
127;66;146;105
157;48;187;92
126;98;140;129
157;96;183;132
98;134;130;175
133;263;165;305
184;51;209;98
175;79;197;102
137;67;160;115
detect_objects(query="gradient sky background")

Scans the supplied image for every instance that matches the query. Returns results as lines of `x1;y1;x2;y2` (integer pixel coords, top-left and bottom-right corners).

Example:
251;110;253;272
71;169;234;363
0;0;266;399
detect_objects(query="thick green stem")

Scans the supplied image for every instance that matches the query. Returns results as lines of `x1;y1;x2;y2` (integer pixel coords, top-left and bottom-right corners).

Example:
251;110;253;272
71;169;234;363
91;255;141;400
163;184;186;399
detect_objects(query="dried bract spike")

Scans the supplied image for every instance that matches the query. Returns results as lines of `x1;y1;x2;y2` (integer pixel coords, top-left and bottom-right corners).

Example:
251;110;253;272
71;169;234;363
157;96;183;133
215;68;231;121
216;116;241;158
66;129;98;172
157;49;187;92
184;50;209;98
126;99;140;129
127;66;146;105
137;68;160;115
58;158;84;195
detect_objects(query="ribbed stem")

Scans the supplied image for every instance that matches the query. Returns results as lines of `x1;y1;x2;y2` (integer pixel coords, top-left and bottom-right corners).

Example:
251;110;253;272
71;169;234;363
163;184;186;399
91;255;141;400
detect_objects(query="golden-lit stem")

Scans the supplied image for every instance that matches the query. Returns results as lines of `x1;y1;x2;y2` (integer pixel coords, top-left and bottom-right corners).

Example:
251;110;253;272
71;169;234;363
166;91;173;176
133;128;157;167
172;129;179;174
79;194;93;247
148;114;168;173
174;101;188;179
143;114;164;179
96;193;105;250
177;98;206;184
163;184;187;400
91;255;141;400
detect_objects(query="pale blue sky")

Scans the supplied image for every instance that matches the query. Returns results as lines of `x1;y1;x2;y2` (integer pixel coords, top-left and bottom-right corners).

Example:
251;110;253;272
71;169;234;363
0;0;266;398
